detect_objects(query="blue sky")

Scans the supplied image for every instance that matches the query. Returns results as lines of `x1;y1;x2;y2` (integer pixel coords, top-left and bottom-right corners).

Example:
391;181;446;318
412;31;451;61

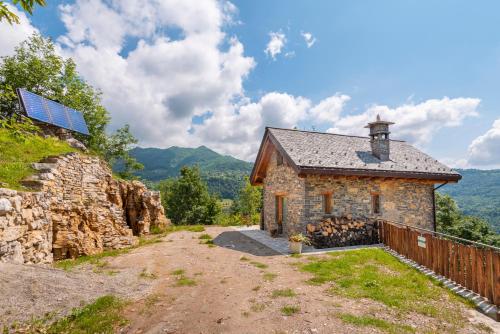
2;0;500;166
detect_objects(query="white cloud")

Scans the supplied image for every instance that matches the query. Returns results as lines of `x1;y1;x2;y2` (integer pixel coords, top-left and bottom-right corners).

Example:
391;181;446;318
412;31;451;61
328;97;480;147
0;3;38;57
57;0;255;150
308;94;350;125
301;31;316;48
467;119;500;168
264;31;286;60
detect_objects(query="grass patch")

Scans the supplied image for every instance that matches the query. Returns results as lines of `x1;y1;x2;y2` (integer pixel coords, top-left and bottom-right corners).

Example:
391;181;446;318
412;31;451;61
280;305;300;316
301;248;471;323
250;261;268;269
263;272;277;281
55;248;130;271
290;253;302;258
339;313;415;334
198;234;212;239
48;295;127;334
240;256;250;262
250;303;266;312
171;269;185;275
271;288;296;298
0;127;76;190
251;286;261;292
175;276;196;287
171;268;196;287
139;269;158;280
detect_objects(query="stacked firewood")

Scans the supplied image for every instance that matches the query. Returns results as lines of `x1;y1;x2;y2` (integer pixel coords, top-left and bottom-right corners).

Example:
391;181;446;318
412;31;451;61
306;216;379;248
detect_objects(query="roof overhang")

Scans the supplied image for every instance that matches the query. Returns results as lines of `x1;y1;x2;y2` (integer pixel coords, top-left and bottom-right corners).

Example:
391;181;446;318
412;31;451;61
297;166;462;182
250;128;462;186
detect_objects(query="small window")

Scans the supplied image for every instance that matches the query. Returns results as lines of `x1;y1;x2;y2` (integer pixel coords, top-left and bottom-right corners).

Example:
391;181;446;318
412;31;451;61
276;152;283;166
323;193;332;214
372;194;381;214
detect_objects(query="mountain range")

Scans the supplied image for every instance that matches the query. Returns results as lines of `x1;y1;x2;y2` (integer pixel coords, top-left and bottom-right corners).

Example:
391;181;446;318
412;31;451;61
120;146;499;232
439;169;500;233
123;146;253;199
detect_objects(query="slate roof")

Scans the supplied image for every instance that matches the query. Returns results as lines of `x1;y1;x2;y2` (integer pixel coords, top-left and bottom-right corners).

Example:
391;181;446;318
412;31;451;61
261;127;461;181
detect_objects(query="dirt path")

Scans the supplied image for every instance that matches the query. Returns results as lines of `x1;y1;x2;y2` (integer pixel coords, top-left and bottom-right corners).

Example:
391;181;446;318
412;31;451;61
110;227;498;334
1;226;498;334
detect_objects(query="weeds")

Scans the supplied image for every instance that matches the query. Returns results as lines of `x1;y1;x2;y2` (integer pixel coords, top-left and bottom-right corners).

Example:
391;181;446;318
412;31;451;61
250;261;268;269
139;269;158;280
171;269;196;287
271;288;296;298
280;305;299;316
263;272;277;281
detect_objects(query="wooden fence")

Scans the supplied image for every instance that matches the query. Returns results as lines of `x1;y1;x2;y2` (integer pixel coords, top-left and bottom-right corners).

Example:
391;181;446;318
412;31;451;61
378;220;500;317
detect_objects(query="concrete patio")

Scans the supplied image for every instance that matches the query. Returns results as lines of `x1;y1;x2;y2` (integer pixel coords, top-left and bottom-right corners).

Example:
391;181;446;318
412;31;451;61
234;225;383;255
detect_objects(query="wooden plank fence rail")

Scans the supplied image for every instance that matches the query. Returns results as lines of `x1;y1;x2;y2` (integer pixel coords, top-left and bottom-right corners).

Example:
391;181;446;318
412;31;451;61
377;220;500;317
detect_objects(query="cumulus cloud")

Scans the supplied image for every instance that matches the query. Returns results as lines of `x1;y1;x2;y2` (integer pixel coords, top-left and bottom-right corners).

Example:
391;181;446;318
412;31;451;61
301;31;316;48
308;94;350;125
264;31;286;60
57;0;255;150
0;3;38;57
328;97;480;147
467;119;500;167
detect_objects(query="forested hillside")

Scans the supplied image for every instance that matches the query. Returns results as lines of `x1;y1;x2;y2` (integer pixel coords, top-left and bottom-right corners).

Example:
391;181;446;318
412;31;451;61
439;169;500;233
116;146;253;199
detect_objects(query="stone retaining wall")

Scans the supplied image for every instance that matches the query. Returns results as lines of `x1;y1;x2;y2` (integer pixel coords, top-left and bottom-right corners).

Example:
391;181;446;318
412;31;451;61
0;153;169;264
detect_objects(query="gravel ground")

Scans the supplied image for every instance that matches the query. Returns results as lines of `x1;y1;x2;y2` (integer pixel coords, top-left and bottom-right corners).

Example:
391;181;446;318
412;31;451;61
0;261;153;327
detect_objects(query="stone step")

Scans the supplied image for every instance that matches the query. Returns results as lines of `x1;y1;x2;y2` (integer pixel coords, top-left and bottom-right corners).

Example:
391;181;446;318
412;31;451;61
20;179;44;191
31;163;57;172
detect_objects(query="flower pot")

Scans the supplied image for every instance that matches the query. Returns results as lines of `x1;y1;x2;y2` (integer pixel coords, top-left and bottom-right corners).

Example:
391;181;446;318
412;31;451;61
289;241;302;254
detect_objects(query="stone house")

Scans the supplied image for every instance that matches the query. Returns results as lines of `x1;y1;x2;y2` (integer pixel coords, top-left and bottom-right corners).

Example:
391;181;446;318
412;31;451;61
250;116;461;237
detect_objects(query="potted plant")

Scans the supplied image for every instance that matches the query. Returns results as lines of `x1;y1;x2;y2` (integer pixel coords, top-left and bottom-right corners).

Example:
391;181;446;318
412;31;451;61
288;233;310;254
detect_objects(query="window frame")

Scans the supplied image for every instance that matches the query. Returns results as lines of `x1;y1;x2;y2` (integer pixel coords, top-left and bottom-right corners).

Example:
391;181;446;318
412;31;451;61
276;152;284;166
323;192;332;214
371;193;381;214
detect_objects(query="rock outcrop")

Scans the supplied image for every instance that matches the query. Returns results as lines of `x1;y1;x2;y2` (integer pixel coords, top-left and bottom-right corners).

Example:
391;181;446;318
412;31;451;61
0;153;169;264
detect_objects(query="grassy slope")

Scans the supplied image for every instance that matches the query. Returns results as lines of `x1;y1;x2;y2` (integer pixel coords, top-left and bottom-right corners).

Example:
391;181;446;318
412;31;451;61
301;248;475;332
0;128;76;190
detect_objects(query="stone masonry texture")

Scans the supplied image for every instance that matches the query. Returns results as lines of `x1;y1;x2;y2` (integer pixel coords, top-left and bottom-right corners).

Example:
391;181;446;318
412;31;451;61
0;152;169;264
263;147;434;237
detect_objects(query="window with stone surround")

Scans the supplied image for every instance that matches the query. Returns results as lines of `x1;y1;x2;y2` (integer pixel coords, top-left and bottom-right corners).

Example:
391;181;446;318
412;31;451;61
372;193;381;214
276;152;283;166
323;193;332;214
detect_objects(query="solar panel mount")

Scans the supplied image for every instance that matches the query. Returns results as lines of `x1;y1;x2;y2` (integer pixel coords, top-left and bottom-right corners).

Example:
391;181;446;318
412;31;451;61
17;88;90;136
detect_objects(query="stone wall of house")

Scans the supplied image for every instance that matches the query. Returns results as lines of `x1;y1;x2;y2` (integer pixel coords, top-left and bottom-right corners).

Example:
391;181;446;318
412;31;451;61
305;175;434;230
0;153;169;264
262;149;305;236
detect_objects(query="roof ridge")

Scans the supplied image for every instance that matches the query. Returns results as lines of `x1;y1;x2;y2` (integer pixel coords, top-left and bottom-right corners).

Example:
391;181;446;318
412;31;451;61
266;126;406;142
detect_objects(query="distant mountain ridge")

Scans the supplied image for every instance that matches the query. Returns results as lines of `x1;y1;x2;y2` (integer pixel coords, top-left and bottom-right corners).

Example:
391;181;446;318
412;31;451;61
439;169;500;233
121;146;253;199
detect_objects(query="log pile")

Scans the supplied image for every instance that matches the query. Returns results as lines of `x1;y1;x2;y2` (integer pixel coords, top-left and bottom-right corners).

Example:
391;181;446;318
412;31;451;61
306;216;379;248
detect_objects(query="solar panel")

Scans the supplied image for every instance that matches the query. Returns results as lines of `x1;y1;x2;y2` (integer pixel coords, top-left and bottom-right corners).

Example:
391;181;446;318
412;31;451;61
17;88;90;135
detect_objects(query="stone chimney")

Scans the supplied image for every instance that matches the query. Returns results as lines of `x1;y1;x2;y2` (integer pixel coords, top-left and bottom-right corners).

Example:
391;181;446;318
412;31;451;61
364;115;394;161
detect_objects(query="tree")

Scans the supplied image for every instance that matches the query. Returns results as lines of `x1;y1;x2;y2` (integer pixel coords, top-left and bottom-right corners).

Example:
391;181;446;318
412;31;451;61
0;33;142;178
435;193;500;247
162;166;221;225
0;0;45;25
232;176;262;224
104;125;144;179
